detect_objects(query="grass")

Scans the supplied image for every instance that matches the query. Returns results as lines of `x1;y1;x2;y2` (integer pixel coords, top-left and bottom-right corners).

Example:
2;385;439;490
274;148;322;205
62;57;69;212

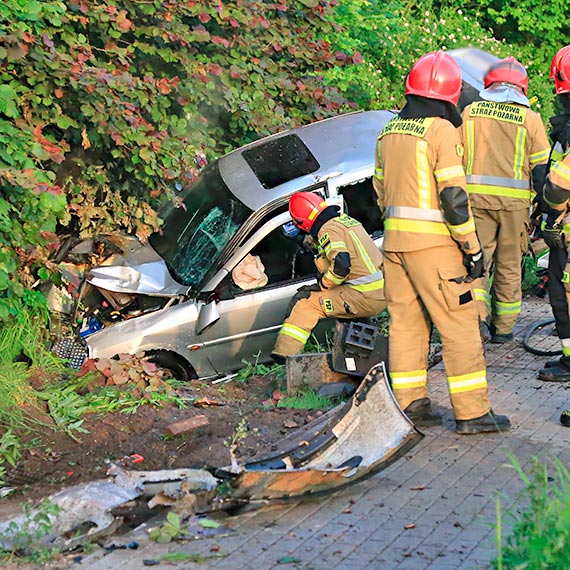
494;455;570;570
277;387;345;410
0;300;190;484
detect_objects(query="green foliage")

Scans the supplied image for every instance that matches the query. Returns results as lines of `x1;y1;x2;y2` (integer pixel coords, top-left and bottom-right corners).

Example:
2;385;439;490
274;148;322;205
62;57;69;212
325;0;562;119
159;551;228;563
0;428;21;486
494;456;570;570
0;0;349;300
149;511;188;544
521;252;543;292
0;301;64;455
277;387;344;410
0;498;61;563
236;351;284;383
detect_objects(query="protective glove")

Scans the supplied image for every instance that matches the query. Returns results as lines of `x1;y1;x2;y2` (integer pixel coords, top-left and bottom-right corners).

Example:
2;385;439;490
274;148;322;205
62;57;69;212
463;250;485;281
541;220;564;250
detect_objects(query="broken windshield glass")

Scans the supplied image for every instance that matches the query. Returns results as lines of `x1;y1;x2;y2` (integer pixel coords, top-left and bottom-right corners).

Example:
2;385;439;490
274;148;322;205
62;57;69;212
149;163;252;289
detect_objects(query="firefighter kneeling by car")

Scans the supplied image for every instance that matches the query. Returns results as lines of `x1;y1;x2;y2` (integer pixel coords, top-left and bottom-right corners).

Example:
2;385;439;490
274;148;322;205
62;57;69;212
270;192;386;363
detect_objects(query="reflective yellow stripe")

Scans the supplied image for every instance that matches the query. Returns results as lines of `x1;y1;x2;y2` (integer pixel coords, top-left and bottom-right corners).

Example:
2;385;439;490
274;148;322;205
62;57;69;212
280;323;310;344
496;300;521;315
384;218;450;236
374;168;384;180
391;369;427;389
465;121;475;175
323;241;347;255
323;270;344;285
448;370;487;394
448;218;476;236
349;230;377;274
563;223;570;235
552;160;570;183
563;347;570;357
434;165;465;182
552;149;564;162
416;140;431;209
513;126;527;180
474;288;491;308
350;278;384;292
467;184;532;200
530;148;549;164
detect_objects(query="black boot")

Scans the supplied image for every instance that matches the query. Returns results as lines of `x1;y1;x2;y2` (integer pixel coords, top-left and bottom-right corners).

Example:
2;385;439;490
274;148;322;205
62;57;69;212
270;352;286;365
490;332;514;344
403;398;442;427
561;410;570;427
489;324;514;344
538;364;570;382
543;359;561;369
455;410;511;434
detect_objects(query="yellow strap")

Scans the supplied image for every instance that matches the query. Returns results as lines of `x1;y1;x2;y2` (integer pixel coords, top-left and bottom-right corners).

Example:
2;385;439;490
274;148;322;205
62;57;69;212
434;165;465;182
384;218;450;236
513;126;527;180
416;140;431;209
467;184;532;200
350;278;384;292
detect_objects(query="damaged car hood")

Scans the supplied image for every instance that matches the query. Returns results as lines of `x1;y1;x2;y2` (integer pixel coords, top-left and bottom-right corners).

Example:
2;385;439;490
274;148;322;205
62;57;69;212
86;242;188;297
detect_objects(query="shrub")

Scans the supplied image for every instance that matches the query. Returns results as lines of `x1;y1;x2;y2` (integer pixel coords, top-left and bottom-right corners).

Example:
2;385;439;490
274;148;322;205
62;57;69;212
494;457;570;570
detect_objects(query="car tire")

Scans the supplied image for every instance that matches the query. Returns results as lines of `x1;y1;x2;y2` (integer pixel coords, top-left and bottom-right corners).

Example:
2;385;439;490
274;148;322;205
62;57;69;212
144;350;196;382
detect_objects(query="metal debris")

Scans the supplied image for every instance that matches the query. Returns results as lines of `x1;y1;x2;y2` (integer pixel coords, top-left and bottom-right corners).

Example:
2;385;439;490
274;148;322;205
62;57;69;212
0;363;421;550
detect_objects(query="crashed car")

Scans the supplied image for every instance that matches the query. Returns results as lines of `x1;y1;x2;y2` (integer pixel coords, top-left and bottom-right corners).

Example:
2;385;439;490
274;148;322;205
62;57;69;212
48;48;497;381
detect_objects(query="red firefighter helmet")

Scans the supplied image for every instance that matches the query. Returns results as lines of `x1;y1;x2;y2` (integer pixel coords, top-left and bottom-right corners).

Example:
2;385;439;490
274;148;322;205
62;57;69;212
550;45;570;79
289;192;328;233
551;49;570;94
405;51;462;105
484;57;528;95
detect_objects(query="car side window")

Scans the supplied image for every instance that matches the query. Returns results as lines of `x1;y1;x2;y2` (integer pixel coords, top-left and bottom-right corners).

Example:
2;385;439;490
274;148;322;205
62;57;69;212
229;227;316;293
338;177;383;237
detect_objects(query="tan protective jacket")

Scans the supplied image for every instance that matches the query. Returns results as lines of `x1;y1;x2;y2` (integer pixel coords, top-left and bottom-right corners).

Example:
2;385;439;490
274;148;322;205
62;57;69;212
373;116;479;254
315;214;384;293
460;101;550;211
545;151;570;254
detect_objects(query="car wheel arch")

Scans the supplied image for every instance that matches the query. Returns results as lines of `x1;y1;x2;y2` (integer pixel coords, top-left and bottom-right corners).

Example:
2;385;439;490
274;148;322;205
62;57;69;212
143;349;197;382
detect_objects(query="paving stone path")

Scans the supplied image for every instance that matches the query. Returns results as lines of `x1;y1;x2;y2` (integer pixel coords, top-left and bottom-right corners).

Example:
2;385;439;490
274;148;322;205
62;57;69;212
84;297;570;570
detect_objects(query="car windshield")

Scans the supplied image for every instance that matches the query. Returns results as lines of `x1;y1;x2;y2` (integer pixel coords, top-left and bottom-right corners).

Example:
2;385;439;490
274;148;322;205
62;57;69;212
150;162;252;289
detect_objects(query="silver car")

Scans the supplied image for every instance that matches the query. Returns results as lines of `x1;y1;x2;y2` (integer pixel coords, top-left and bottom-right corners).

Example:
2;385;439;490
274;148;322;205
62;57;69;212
59;48;496;380
76;110;393;380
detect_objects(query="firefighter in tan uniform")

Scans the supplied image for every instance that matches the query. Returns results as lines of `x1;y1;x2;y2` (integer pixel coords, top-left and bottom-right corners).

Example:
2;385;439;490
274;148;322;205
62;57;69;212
374;51;510;434
459;57;550;343
271;192;386;362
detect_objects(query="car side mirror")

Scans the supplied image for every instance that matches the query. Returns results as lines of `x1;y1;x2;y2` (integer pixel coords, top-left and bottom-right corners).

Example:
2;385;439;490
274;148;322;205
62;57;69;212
196;300;220;335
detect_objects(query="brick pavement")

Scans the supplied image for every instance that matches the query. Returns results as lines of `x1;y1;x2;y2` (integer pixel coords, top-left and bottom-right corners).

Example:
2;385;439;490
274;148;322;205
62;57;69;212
83;297;570;570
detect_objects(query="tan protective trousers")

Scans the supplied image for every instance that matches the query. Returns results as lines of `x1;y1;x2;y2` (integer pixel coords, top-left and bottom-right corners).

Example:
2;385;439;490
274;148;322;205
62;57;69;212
384;245;491;420
273;286;386;357
472;208;528;334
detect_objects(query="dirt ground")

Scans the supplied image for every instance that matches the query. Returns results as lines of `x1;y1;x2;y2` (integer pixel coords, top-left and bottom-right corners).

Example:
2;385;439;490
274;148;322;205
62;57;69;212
1;374;320;514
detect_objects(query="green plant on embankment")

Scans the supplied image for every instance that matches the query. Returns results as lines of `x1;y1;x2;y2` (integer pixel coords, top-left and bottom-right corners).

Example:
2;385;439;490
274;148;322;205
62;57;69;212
0;297;187;485
494;456;570;570
277;388;346;410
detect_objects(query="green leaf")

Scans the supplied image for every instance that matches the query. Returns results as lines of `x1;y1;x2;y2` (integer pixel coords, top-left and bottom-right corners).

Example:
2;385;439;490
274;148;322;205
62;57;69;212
198;518;221;529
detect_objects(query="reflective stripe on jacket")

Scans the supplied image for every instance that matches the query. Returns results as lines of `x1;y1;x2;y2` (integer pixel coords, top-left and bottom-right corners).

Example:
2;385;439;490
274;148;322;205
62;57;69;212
373;116;478;254
317;214;384;292
460;101;550;211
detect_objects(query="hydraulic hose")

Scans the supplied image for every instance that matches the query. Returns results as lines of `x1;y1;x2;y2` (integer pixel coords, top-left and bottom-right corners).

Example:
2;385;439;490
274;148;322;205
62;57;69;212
522;318;562;356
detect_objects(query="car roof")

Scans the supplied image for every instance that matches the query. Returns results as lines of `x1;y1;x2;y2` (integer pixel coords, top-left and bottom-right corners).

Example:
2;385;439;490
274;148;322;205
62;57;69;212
449;47;499;92
218;110;396;211
217;48;498;213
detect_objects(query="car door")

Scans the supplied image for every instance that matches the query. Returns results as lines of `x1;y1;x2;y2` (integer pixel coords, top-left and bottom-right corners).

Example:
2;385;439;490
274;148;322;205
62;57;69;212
192;211;319;373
